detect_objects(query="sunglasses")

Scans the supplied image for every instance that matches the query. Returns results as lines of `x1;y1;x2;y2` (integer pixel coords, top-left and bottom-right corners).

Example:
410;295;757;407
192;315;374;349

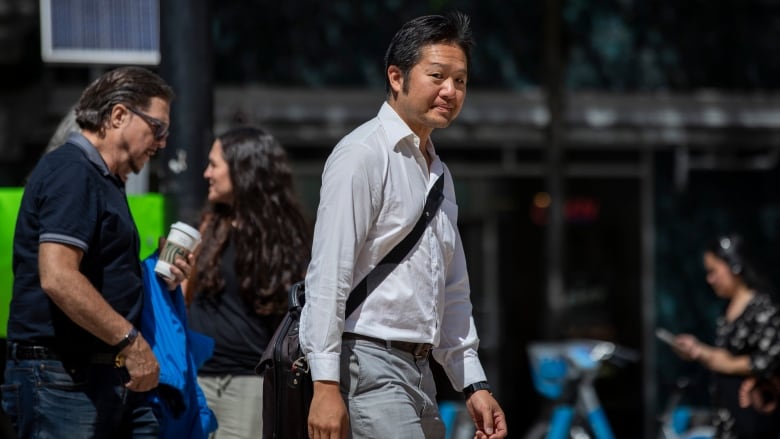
126;106;169;141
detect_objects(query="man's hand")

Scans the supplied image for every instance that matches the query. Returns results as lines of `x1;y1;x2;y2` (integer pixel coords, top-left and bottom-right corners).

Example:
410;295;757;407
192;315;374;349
119;332;159;392
308;381;349;439
465;390;508;439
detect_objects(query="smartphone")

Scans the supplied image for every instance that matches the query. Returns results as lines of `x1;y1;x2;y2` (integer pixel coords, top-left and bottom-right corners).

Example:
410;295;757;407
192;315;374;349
655;328;677;347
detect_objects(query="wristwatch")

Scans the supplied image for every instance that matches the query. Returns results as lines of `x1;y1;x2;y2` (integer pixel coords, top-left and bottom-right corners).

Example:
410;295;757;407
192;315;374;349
463;381;492;399
113;327;139;353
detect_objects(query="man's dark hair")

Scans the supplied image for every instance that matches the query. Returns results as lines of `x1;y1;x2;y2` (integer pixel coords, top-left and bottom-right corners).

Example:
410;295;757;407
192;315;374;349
384;10;474;96
75;66;174;133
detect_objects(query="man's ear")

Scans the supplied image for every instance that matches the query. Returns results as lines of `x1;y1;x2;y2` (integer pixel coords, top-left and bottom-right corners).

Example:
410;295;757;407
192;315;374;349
387;65;403;97
109;104;128;129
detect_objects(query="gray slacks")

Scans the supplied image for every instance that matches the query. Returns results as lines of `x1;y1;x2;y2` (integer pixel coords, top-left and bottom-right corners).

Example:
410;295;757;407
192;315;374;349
198;374;263;439
341;337;446;439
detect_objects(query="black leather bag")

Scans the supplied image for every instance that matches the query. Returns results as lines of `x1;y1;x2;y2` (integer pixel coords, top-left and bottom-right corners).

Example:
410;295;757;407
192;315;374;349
255;174;445;439
256;281;311;439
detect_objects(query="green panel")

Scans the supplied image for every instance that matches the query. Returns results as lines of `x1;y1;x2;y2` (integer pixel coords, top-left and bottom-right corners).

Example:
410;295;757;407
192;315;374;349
127;193;167;260
0;189;167;338
0;188;24;338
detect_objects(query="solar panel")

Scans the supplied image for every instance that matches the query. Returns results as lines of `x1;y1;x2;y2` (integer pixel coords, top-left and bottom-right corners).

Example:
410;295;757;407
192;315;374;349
39;0;160;65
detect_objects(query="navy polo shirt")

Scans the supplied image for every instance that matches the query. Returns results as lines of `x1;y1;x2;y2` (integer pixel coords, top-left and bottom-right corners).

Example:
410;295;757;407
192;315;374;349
7;133;144;353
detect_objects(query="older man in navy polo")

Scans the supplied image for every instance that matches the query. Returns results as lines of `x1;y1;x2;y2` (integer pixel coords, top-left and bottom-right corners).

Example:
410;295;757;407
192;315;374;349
3;66;192;439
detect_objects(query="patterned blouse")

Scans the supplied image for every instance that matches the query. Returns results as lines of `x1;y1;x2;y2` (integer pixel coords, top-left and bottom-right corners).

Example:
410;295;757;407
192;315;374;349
711;293;780;439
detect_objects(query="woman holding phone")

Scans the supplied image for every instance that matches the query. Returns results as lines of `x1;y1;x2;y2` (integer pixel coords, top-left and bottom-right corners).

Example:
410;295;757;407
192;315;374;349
670;234;780;439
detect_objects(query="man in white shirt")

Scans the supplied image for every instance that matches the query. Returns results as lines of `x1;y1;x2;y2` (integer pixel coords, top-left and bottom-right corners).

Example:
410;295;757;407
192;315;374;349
299;11;508;439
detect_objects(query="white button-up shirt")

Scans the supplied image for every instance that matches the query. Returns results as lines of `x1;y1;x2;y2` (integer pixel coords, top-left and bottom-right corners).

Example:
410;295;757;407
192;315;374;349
299;102;487;390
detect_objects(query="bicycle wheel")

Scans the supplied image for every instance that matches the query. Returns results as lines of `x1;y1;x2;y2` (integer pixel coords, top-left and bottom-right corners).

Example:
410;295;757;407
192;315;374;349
524;421;592;439
680;426;714;439
524;421;549;439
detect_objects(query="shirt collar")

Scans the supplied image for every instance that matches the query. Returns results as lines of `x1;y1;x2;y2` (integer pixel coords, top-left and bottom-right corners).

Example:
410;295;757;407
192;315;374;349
377;102;442;172
66;132;125;188
67;132;111;177
377;102;415;148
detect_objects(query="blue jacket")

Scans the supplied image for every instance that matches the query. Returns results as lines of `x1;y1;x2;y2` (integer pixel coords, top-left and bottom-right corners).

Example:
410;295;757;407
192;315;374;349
141;252;218;439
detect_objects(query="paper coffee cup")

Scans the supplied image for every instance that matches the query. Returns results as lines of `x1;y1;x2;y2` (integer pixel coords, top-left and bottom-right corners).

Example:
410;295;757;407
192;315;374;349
154;221;201;280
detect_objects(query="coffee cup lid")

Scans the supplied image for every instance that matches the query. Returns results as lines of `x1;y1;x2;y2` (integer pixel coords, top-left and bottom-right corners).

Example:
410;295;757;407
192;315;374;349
171;221;201;241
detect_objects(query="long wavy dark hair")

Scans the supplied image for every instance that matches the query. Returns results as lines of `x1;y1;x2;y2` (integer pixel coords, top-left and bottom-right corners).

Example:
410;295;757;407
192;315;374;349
192;126;311;315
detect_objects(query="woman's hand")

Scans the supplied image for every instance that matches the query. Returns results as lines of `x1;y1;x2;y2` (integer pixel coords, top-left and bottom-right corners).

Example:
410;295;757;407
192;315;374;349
157;236;196;291
673;334;705;362
739;376;780;413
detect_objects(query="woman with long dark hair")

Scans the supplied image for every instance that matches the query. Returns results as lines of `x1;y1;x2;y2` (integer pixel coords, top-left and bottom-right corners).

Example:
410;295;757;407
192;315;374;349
186;126;311;438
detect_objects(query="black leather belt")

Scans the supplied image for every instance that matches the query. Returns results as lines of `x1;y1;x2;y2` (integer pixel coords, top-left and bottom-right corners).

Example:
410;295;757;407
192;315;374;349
343;333;433;359
9;344;117;365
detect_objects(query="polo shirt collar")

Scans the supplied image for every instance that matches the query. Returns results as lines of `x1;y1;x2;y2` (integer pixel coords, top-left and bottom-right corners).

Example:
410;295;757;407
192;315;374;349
67;132;112;178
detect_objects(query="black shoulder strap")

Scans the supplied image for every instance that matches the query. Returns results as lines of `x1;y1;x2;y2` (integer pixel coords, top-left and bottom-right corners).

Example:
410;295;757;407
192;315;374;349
345;173;446;317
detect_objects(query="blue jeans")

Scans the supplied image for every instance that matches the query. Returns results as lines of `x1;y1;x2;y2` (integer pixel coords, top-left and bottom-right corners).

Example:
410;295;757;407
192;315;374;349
1;357;158;439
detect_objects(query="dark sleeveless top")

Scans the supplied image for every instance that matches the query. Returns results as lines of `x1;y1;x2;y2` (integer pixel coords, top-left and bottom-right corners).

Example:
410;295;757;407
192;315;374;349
188;235;279;375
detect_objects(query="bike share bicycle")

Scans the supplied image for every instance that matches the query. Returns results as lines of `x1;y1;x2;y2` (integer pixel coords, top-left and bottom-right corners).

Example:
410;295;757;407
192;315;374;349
655;329;714;439
657;375;714;439
524;339;639;439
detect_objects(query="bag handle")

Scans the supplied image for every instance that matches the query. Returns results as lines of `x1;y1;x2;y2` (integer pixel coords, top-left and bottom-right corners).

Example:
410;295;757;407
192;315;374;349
345;173;445;317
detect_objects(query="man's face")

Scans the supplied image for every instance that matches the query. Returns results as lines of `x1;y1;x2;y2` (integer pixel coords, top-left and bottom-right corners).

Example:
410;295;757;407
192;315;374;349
121;97;170;175
388;43;468;137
